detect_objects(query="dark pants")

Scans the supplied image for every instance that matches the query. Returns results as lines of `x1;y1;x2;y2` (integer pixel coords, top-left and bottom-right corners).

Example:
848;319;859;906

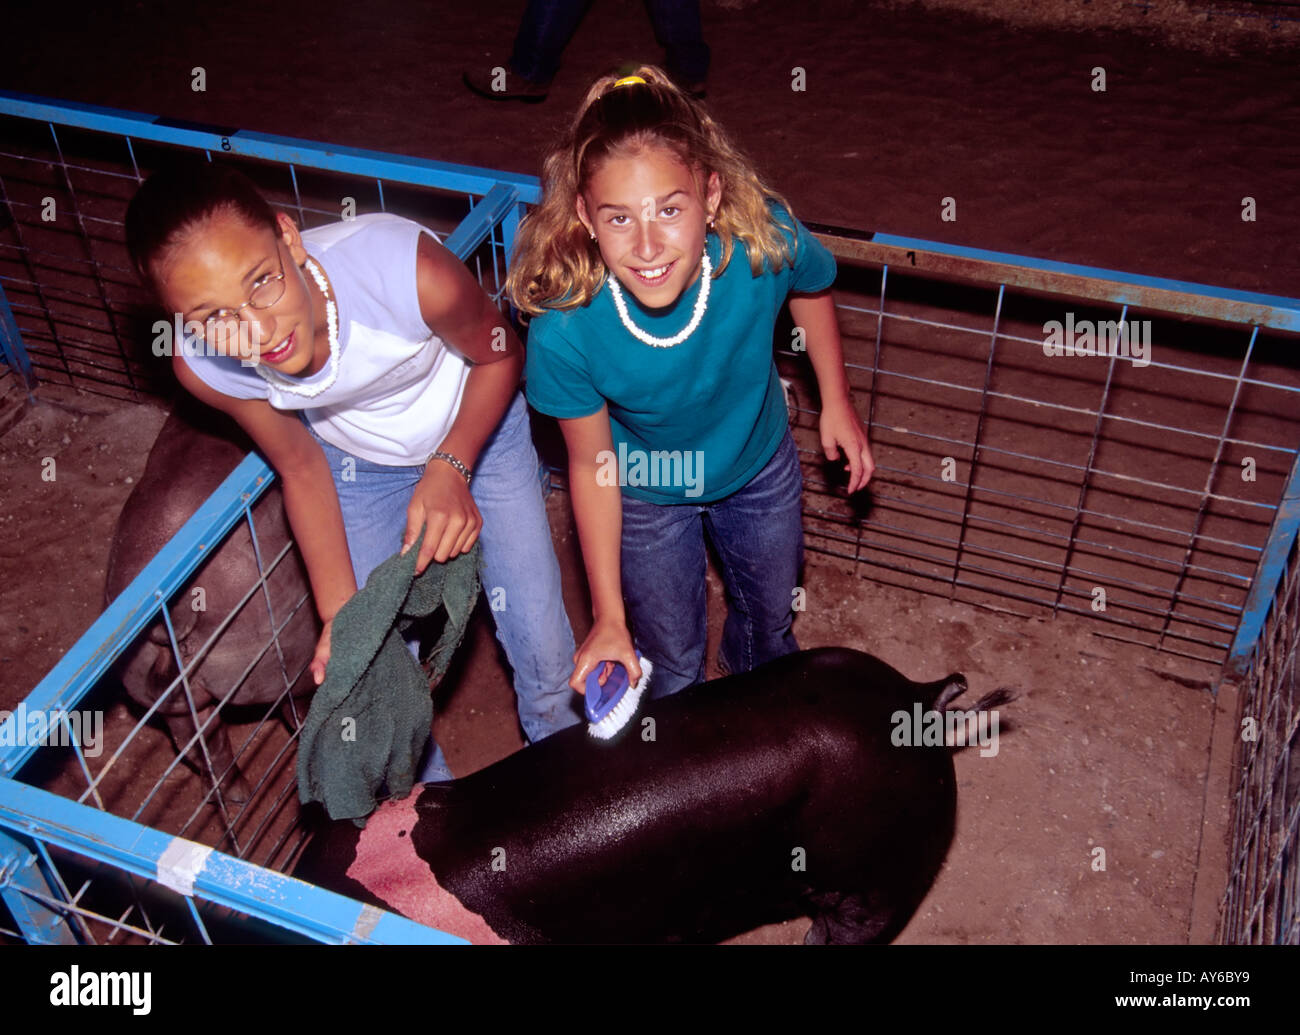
510;0;710;86
619;429;805;699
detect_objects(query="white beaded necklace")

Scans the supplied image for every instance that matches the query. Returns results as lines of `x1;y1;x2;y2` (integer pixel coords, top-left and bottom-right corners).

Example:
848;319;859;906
607;251;712;349
254;258;340;398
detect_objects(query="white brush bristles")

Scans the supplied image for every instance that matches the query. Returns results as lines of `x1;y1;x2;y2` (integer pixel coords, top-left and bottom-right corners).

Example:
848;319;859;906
588;659;654;740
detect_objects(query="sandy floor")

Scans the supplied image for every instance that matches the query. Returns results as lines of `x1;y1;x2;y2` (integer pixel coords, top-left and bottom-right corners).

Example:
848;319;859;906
2;0;1295;943
0;377;1228;944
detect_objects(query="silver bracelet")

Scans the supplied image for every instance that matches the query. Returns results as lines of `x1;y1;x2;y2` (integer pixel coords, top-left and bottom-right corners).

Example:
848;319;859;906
426;450;472;486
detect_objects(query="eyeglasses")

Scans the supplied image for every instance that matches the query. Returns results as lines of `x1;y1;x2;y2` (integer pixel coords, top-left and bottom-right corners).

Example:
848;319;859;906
200;242;288;343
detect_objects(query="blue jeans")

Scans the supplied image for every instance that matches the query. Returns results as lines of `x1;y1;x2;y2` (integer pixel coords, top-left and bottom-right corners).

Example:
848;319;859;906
309;392;579;779
620;428;804;700
510;0;710;86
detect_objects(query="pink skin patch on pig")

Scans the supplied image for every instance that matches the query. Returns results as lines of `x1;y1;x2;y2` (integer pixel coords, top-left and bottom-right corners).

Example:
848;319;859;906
346;791;509;945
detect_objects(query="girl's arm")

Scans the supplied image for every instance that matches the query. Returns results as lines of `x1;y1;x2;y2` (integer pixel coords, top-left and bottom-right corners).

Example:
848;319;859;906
558;407;642;692
174;356;356;684
404;232;525;572
788;289;875;495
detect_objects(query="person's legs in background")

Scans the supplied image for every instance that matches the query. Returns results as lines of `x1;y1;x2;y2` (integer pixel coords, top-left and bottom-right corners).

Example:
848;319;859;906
510;0;592;85
464;0;591;100
644;0;710;94
464;0;710;100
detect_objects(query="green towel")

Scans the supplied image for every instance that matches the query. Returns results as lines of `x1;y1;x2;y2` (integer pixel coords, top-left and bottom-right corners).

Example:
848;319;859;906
296;530;480;825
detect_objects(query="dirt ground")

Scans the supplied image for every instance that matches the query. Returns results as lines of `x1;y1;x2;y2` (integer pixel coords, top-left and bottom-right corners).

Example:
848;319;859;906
0;381;1232;947
3;0;1296;944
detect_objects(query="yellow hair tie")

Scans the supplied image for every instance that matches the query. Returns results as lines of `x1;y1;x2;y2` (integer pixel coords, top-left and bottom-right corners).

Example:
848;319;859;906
613;75;647;88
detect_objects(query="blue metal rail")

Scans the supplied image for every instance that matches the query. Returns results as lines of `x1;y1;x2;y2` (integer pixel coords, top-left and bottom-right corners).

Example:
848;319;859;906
0;90;541;205
1224;449;1300;679
0;778;460;944
811;223;1300;333
0;111;517;942
2;90;1299;944
0;281;37;394
2;90;1296;331
0;454;274;777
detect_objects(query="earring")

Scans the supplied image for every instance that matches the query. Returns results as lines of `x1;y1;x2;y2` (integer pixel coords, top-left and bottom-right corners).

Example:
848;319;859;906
589;232;597;241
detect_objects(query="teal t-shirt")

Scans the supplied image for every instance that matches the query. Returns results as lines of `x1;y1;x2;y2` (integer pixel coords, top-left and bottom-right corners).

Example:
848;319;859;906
524;206;836;503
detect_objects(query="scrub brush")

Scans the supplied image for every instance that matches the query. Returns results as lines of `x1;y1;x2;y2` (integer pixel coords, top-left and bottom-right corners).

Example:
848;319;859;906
585;653;653;740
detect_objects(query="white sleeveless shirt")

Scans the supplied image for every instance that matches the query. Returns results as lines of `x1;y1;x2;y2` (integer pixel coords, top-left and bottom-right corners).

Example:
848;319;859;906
179;213;470;466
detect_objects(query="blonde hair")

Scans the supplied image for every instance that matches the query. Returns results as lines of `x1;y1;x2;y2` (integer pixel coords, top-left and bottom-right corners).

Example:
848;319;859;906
506;65;798;316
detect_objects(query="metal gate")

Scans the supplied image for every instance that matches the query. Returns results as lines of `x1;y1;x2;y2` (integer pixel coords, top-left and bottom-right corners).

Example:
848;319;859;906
2;91;1297;943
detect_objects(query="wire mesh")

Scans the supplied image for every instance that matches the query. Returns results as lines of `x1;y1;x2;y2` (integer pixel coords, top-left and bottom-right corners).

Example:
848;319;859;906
0;107;517;943
7;478;315;943
0;115;510;401
2;97;1299;945
1220;529;1300;943
772;246;1300;667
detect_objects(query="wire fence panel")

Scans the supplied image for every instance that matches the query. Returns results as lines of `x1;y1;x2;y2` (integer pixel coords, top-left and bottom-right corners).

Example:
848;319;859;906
0;97;521;401
3;93;1300;944
1220;524;1300;943
0;778;458;945
771;228;1300;668
0;95;526;944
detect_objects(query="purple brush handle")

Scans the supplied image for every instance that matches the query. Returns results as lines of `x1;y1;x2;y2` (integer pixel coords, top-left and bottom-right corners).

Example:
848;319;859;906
584;656;638;722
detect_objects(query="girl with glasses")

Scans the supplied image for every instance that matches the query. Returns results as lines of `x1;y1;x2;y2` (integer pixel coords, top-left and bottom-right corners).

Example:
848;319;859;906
126;164;579;780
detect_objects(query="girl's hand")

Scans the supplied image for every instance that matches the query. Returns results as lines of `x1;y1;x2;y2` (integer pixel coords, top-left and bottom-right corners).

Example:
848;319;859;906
403;460;483;574
310;618;333;685
570;617;640;694
819;396;875;495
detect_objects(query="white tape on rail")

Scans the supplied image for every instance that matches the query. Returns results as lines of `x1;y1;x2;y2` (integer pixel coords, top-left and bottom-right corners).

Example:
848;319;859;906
350;903;384;943
156;837;213;897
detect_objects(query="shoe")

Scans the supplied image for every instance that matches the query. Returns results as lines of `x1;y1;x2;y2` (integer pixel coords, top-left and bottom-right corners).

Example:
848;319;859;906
463;67;549;103
665;69;707;100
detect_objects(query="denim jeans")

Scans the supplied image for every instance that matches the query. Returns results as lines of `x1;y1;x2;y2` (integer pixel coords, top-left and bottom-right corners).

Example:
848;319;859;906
308;391;579;780
619;428;804;700
510;0;710;86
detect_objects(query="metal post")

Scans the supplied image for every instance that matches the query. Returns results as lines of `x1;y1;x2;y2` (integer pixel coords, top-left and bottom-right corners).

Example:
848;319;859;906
1223;445;1300;680
0;280;36;395
0;827;78;944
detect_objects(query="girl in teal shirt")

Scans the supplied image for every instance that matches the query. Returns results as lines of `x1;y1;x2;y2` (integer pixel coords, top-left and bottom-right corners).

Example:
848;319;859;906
510;66;873;698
